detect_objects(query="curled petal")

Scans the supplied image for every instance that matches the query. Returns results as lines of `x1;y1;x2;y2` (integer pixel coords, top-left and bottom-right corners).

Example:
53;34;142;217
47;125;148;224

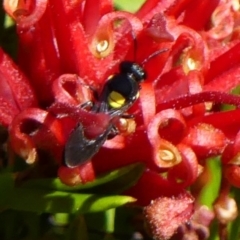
183;123;227;159
222;130;240;164
148;109;186;144
92;11;143;53
58;162;95;186
206;2;234;40
148;109;187;168
152;138;182;168
168;144;199;188
4;0;48;29
52;74;92;106
160;22;209;73
224;165;240;188
9;108;66;164
214;195;238;224
89;11;143;83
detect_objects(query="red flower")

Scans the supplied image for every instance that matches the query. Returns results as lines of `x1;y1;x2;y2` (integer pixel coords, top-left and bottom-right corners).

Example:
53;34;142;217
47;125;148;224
2;0;240;238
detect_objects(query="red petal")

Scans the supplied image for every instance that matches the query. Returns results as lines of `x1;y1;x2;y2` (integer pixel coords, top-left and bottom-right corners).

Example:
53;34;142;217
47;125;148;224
224;165;240;188
126;169;188;206
181;0;220;30
168;144;199;187
52;74;92;106
4;0;47;29
9;108;65;163
183;123;227;158
58;162;95;186
205;42;240;84
0;49;37;126
82;0;113;36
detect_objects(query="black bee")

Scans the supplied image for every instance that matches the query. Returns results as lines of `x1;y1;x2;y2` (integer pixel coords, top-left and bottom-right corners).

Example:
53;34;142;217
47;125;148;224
64;50;167;168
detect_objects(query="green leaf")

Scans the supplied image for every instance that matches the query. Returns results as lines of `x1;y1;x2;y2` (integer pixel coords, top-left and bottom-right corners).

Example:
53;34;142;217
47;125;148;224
21;163;145;194
0;173;14;207
8;188;136;214
114;0;145;12
65;215;88;240
208;219;219;240
228;188;240;240
198;157;221;208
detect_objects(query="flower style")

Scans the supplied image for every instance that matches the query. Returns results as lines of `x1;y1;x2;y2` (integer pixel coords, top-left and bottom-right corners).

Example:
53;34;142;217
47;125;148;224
2;0;240;239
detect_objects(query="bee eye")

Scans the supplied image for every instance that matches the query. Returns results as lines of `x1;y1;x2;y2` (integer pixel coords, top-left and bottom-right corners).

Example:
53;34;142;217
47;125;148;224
108;91;126;109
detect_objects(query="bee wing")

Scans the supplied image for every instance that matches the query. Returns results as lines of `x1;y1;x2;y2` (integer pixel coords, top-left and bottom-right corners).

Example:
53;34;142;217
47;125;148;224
64;123;112;168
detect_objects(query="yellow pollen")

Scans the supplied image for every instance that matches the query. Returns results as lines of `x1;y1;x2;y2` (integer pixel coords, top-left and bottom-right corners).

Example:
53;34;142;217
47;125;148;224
96;40;109;53
20;148;37;164
205;102;213;111
159;149;175;161
186;57;196;70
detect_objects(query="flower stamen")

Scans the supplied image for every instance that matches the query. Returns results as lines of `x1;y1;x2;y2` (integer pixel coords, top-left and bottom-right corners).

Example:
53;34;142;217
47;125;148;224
159;149;175;161
8;0;29;18
214;197;238;224
96;40;109;54
154;140;182;168
182;53;201;74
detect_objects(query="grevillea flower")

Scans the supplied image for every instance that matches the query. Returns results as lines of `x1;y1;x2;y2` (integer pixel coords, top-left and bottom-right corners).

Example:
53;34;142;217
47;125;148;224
2;0;240;239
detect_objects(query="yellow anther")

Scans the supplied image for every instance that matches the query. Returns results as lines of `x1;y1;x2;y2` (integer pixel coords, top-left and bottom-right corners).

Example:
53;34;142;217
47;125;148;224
186;57;196;71
158;149;175;162
96;40;109;54
154;140;182;168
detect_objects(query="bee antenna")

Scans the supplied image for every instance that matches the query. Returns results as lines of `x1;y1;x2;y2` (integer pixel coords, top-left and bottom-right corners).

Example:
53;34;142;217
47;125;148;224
131;31;138;61
141;48;168;67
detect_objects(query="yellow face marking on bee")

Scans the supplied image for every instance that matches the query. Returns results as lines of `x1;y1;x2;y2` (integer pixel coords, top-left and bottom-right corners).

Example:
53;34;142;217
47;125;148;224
108;91;126;108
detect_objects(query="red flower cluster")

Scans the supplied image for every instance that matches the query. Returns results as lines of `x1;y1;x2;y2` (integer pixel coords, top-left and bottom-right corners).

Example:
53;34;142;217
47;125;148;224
2;0;240;238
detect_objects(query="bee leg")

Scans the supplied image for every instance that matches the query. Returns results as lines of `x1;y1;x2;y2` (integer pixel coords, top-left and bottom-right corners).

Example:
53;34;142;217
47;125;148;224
79;101;93;109
121;113;134;119
107;125;119;139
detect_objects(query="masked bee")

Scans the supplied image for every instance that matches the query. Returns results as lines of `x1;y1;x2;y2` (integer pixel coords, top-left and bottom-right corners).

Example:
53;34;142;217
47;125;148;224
64;50;167;168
